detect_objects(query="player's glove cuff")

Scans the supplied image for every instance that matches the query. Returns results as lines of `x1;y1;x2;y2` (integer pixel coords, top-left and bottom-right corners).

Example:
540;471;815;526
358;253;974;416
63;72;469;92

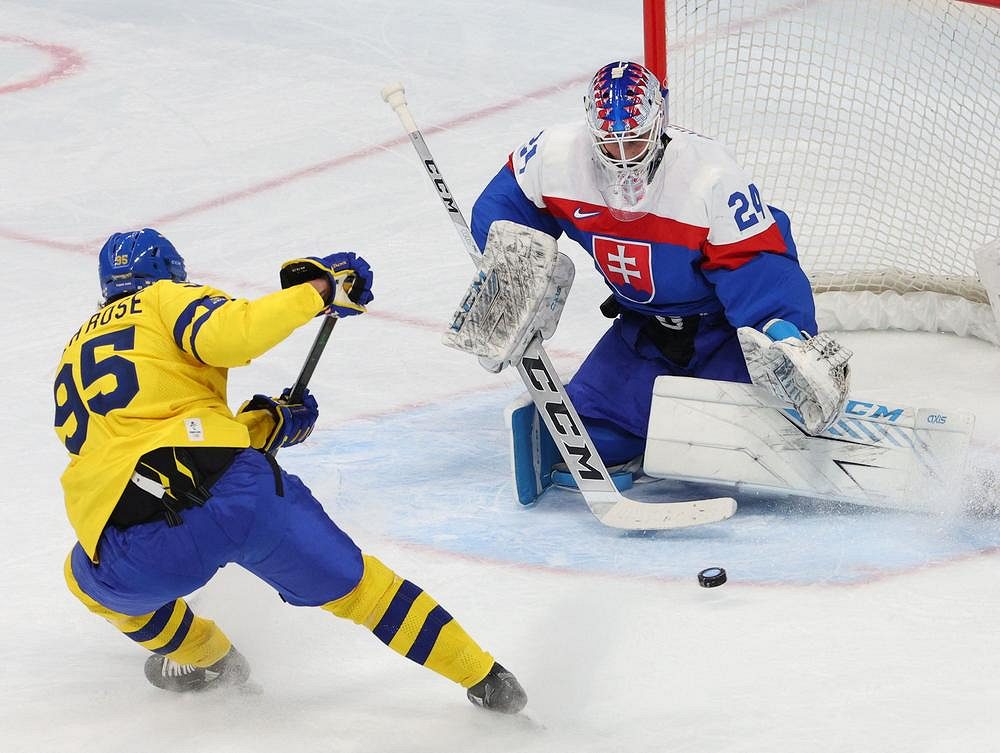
280;252;374;317
280;257;336;302
238;389;319;453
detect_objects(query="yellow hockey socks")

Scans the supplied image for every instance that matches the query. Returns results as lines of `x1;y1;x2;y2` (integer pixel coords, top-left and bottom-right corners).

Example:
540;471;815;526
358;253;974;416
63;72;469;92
322;554;494;688
64;553;231;667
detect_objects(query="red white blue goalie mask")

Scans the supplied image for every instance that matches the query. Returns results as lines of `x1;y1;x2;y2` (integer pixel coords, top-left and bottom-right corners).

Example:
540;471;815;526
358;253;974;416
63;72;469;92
584;61;668;221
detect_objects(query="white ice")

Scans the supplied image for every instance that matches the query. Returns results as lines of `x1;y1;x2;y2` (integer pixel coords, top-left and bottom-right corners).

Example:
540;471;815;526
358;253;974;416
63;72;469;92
2;3;999;752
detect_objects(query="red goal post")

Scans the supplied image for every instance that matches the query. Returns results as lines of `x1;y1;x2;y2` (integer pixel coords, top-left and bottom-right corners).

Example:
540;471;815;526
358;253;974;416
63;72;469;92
643;1;1000;343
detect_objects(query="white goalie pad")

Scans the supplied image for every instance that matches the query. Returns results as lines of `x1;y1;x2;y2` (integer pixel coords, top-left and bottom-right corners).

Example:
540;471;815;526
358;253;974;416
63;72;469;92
644;376;975;511
443;220;574;370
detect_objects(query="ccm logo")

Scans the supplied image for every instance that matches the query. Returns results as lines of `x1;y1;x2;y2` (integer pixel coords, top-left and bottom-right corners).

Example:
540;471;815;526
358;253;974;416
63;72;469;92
844;400;904;422
423;159;458;213
926;414;948;425
520;354;604;481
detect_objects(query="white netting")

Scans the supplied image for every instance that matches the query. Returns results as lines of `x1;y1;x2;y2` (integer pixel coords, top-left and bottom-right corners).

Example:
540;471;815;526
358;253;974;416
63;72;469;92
665;0;1000;339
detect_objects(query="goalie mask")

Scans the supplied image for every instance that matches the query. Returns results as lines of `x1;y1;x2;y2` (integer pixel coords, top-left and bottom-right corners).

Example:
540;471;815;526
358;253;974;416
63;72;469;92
98;228;187;303
584;61;668;221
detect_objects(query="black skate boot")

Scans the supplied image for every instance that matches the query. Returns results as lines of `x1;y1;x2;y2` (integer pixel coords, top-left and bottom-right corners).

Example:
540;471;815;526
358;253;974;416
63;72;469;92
144;645;251;692
466;662;527;714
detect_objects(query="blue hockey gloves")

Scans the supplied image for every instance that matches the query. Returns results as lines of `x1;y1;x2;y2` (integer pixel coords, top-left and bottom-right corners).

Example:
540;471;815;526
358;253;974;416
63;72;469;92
279;252;374;317
238;388;319;454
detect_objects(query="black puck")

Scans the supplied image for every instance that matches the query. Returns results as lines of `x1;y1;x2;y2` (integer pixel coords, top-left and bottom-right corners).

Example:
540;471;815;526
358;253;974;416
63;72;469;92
698;567;727;588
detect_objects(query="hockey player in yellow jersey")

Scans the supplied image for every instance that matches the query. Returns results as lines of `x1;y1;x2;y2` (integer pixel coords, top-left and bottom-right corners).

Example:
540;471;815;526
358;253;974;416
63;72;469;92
54;228;526;713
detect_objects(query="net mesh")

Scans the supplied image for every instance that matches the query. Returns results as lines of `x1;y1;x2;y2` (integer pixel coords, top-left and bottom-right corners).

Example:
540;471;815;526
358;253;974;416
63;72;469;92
665;0;1000;303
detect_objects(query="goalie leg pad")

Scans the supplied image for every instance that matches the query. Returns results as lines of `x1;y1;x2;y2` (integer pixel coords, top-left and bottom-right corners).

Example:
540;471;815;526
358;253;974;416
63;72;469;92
644;375;974;509
507;396;641;504
506;395;561;506
550;417;644;490
550;462;637;492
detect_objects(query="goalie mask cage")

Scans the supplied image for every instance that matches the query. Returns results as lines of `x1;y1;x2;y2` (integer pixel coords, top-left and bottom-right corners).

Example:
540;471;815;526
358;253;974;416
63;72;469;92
646;0;1000;342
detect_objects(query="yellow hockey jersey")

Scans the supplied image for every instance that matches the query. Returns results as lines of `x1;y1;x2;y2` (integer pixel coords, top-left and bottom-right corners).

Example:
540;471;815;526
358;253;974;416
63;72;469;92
53;279;326;560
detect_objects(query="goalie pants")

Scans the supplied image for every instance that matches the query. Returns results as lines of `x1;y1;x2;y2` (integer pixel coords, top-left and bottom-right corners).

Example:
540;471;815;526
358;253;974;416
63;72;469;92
65;449;494;687
566;311;751;465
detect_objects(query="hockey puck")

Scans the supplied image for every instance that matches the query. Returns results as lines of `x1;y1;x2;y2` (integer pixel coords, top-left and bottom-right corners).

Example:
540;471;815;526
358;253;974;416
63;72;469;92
698;567;727;588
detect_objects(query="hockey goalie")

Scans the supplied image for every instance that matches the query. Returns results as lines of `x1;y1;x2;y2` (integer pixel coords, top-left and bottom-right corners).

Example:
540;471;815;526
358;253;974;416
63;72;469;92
444;59;973;513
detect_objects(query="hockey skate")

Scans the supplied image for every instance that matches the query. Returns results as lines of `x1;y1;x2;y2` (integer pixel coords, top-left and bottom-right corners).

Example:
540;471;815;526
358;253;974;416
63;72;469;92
466;662;527;714
144;645;251;692
550;454;646;492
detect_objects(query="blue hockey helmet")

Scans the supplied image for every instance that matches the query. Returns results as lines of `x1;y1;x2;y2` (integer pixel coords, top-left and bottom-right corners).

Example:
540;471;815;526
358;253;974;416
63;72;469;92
98;228;186;302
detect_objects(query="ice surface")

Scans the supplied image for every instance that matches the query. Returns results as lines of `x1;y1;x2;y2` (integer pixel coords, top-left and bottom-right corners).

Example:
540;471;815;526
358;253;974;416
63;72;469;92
2;3;998;752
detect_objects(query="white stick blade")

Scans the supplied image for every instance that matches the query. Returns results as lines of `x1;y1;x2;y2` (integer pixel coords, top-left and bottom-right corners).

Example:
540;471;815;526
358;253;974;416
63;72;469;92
599;496;737;530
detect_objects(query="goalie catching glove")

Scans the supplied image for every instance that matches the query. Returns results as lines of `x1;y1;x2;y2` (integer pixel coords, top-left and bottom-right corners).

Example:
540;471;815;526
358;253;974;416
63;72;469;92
443;220;575;372
280;251;374;317
237;388;319;454
738;318;852;435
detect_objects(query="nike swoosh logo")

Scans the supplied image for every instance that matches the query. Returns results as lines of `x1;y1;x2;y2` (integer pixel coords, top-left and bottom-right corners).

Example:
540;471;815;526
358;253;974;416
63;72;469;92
573;208;601;219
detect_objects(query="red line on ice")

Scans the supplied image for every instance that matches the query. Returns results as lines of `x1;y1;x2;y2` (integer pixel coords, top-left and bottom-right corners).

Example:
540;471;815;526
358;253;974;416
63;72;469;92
0;74;585;254
0;1;804;251
0;35;84;95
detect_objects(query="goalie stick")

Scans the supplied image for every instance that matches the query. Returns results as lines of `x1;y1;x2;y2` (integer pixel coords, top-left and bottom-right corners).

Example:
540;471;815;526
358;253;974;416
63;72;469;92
380;82;737;531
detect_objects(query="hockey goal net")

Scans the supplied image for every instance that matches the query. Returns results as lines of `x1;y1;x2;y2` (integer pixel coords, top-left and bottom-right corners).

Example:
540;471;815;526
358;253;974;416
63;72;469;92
649;0;1000;342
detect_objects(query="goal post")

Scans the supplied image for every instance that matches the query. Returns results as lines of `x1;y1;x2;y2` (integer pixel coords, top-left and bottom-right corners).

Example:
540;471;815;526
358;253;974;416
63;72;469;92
644;0;1000;343
642;0;667;92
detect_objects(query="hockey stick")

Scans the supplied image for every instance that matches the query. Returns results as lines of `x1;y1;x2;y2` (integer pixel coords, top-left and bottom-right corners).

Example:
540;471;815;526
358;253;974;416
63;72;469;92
286;273;358;404
273;308;343;457
287;314;337;404
381;82;737;530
